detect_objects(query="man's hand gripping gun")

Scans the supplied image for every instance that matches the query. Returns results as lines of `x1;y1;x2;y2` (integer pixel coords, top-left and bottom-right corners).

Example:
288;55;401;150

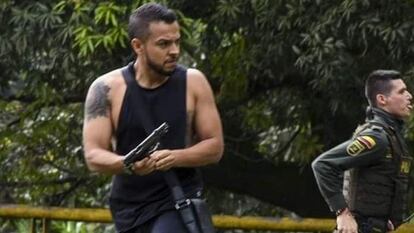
123;123;169;173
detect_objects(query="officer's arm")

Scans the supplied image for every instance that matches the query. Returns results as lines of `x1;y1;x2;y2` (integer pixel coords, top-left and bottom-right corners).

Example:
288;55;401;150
311;130;388;212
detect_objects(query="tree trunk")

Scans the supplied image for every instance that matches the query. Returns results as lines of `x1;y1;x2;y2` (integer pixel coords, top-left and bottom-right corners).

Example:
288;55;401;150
202;154;332;218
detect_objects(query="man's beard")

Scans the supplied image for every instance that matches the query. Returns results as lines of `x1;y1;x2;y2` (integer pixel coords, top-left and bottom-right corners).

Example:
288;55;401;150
146;55;176;76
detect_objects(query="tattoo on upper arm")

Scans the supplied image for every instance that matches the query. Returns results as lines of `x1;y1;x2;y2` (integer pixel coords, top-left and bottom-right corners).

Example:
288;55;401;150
85;81;111;121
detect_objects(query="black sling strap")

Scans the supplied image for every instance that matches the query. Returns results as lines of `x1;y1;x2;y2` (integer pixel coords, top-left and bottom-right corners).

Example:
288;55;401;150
368;121;404;158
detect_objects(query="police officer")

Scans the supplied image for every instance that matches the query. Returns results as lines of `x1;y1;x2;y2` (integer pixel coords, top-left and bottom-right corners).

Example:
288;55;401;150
312;70;413;233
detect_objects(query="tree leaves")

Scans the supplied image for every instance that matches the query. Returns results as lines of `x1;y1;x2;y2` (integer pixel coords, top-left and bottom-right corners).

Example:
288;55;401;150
189;0;414;163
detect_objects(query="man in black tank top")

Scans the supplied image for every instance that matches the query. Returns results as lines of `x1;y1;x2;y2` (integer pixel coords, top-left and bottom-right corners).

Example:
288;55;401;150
82;3;224;233
312;70;413;233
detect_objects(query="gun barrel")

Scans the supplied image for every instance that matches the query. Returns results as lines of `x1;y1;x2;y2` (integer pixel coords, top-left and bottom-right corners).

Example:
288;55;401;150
154;122;169;134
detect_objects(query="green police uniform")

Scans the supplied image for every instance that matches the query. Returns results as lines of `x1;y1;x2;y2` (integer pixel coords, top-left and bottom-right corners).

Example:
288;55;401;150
312;107;411;232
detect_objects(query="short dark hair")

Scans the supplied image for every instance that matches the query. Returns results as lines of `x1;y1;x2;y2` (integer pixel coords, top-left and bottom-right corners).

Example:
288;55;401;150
365;70;401;106
128;3;177;41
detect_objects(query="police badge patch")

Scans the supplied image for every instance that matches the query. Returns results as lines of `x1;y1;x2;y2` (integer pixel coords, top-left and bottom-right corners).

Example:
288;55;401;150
346;136;376;156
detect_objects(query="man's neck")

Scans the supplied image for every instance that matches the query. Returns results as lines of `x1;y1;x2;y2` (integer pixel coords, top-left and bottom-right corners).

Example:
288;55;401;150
133;61;169;89
372;107;405;131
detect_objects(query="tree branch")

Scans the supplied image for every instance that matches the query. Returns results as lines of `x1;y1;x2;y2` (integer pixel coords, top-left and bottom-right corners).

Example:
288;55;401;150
202;154;330;217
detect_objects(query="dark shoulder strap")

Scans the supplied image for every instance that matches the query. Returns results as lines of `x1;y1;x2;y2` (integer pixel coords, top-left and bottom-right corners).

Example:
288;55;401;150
121;62;137;86
121;62;156;133
368;121;404;161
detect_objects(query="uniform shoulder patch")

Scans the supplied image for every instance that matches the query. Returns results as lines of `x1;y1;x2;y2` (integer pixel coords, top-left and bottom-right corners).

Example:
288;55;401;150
346;135;376;156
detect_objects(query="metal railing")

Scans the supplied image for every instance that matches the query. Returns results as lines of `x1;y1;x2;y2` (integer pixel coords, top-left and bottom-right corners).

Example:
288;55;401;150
1;204;414;232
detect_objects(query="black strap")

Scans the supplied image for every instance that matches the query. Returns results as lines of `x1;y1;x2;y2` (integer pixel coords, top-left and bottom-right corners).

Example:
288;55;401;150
121;62;201;233
368;121;405;161
121;62;155;131
164;171;202;233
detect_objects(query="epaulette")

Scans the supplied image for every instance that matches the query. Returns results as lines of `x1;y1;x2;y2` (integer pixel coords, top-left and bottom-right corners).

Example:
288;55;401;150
352;123;369;138
352;121;386;140
347;121;392;157
369;124;385;132
367;121;391;136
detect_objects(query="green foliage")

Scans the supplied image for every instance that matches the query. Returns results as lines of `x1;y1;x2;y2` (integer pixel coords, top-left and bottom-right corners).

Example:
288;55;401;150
180;0;414;163
212;32;249;102
0;219;30;233
0;0;132;207
52;221;114;233
0;219;114;233
67;1;129;56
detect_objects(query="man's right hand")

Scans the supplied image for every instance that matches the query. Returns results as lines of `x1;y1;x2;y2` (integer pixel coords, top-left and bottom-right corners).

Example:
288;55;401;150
336;208;358;233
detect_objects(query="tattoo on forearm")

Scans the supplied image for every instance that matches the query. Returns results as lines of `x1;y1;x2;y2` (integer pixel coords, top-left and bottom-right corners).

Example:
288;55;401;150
85;81;111;121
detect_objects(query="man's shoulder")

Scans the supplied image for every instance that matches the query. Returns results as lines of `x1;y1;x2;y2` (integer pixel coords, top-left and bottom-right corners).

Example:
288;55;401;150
185;67;208;82
91;68;125;89
185;68;212;95
356;123;389;147
187;66;203;73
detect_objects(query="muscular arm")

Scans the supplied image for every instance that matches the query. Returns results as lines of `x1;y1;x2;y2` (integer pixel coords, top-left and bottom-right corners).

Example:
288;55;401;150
82;79;124;174
153;69;224;170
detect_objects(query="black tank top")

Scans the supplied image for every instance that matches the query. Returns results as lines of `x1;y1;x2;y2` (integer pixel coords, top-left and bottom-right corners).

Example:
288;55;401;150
109;62;202;232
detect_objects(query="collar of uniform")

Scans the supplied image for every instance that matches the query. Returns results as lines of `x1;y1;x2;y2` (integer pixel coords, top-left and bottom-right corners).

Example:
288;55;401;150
371;107;405;132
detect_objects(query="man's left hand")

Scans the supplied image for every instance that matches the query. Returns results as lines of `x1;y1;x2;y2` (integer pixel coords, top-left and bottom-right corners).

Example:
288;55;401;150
151;149;175;171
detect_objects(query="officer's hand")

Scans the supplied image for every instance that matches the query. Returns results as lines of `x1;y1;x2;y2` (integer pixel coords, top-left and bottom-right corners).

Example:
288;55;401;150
387;219;395;232
336;208;358;233
151;149;175;171
133;157;157;175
